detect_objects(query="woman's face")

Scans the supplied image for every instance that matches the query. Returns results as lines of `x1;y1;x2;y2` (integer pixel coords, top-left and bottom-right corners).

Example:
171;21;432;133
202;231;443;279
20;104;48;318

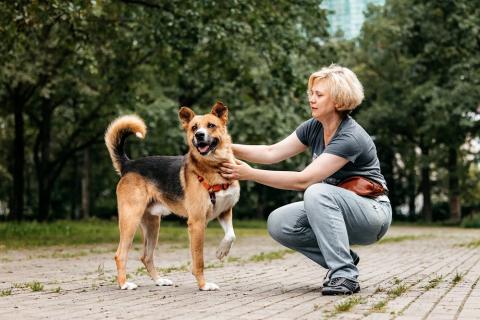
307;79;337;120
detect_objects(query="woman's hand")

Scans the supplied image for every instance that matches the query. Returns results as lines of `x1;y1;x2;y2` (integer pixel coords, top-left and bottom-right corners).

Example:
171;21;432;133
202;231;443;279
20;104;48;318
220;159;253;181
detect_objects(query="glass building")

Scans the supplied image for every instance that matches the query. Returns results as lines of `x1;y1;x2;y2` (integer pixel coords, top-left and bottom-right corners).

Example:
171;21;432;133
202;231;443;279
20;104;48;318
322;0;385;39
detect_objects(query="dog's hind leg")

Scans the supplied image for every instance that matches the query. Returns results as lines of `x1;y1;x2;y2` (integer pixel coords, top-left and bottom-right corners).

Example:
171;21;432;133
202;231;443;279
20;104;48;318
115;179;146;290
216;209;236;260
140;212;173;287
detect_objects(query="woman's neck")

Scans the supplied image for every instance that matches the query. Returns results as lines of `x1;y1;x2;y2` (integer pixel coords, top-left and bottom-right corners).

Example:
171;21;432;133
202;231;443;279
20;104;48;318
317;113;344;138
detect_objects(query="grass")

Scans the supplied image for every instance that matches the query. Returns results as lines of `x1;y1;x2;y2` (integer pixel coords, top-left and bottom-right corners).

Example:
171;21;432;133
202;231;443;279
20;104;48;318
387;284;408;298
27;281;44;292
370;299;388;312
378;234;433;244
248;249;294;262
374;286;385;294
458;240;480;248
0;218;268;250
333;296;365;313
0;289;12;296
423;274;443;290
451;272;464;285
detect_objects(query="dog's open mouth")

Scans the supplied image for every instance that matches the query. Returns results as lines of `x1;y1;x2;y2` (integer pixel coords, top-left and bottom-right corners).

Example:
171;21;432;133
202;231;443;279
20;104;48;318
194;138;218;156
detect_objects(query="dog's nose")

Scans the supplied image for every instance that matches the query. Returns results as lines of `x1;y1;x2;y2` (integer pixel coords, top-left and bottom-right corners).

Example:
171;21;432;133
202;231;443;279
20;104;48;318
195;131;205;140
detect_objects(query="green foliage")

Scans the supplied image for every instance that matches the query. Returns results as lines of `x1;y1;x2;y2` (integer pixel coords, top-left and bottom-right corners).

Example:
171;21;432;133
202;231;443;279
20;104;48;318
1;0;332;220
461;214;480;228
343;0;480;220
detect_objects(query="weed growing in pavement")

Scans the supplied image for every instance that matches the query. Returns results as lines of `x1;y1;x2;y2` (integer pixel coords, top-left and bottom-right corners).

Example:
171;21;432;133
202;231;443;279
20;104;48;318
248;249;294;262
387;284;408;298
451;272;464;285
333;296;365;313
370;299;388;312
27;281;44;292
0;289;12;296
423;274;443;290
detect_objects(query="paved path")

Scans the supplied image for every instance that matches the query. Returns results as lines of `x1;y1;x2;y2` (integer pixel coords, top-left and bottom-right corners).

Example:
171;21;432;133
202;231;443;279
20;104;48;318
0;226;479;319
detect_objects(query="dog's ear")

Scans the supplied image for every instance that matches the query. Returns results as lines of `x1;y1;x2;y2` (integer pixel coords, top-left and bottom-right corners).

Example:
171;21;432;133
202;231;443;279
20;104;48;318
179;107;195;129
211;101;228;124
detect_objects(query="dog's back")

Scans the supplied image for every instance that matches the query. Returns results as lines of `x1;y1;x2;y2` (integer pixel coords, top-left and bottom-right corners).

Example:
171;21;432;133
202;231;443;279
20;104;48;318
123;156;185;201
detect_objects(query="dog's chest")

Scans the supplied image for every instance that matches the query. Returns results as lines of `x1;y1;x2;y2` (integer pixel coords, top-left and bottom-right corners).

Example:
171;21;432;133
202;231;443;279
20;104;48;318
209;185;240;219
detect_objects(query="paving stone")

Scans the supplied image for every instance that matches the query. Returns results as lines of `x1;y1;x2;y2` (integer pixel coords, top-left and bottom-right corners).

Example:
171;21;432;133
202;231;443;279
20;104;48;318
0;226;479;320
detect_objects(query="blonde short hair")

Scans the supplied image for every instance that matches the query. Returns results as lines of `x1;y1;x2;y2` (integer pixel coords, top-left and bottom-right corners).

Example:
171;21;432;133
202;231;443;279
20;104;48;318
308;64;364;112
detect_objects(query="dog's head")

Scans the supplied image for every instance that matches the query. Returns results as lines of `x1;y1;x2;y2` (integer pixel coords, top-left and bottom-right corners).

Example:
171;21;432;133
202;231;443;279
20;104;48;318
179;101;230;158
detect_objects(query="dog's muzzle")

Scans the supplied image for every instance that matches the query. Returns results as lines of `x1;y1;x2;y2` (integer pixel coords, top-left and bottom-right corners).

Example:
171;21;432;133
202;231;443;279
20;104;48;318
193;131;219;156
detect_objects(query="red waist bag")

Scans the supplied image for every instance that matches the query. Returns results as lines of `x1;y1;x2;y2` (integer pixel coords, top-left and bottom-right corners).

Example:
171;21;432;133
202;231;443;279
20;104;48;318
337;176;386;198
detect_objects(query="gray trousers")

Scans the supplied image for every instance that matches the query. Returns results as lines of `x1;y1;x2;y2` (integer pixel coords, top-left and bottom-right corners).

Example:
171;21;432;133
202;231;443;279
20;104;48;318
267;183;392;281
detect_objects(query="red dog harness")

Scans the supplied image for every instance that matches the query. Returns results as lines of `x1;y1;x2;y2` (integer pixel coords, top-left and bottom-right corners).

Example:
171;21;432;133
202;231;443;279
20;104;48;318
197;175;230;205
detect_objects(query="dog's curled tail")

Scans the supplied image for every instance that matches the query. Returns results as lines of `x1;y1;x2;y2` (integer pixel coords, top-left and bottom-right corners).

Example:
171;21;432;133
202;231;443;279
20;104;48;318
105;115;147;175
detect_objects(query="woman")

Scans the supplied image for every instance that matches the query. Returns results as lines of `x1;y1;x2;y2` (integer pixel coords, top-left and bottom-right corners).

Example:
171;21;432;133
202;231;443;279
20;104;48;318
221;64;392;295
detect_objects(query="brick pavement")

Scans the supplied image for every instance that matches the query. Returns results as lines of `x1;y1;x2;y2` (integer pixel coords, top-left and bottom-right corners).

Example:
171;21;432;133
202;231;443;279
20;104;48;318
0;226;479;320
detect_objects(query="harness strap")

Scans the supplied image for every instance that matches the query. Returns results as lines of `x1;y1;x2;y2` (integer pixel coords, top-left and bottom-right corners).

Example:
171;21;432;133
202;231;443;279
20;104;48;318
197;175;230;205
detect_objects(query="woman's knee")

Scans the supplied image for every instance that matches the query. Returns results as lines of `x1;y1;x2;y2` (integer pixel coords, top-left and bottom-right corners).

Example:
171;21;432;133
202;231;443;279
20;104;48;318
304;183;336;209
267;208;285;242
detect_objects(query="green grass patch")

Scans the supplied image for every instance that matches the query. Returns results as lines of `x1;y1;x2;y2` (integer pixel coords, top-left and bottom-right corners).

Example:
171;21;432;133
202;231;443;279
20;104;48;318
451;272;464;285
458;240;480;248
27;281;44;292
0;289;12;296
370;299;388;312
52;287;61;293
0;219;268;250
334;296;365;313
158;263;189;274
387;284;408;298
423;274;443;290
248;249;294;262
378;234;433;244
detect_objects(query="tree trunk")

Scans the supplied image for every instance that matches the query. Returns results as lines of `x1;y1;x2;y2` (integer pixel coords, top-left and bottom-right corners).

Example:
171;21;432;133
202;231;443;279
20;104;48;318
81;148;91;219
11;98;24;221
407;152;417;221
35;106;52;221
38;180;52;221
420;147;432;222
448;147;461;223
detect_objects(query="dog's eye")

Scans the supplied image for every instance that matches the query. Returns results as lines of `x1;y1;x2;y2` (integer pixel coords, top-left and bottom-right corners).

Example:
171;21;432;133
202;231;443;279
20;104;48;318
192;125;198;131
207;123;216;129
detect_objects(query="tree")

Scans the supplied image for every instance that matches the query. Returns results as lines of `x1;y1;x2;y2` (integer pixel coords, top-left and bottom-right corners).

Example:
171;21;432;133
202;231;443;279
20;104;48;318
349;0;480;221
1;0;334;220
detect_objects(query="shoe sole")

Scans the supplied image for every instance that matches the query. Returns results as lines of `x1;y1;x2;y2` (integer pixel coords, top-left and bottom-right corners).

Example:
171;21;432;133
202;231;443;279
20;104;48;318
321;287;360;296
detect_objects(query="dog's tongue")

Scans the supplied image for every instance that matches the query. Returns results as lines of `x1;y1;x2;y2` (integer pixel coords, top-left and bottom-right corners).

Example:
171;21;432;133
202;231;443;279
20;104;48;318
198;145;209;153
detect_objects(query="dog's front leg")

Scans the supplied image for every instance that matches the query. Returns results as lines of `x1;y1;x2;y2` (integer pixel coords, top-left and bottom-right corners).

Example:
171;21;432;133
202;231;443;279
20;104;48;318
216;209;236;260
188;216;219;291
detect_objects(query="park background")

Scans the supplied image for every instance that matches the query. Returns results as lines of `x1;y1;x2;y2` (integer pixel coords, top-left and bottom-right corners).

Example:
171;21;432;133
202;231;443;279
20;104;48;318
1;0;479;231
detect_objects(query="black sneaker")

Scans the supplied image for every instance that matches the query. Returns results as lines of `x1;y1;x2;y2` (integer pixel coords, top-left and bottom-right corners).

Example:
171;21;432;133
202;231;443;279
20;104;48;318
322;277;360;295
322;250;360;286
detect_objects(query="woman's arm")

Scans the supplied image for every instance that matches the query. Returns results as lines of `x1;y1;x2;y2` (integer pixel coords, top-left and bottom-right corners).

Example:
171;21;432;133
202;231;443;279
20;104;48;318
221;153;349;191
233;132;307;164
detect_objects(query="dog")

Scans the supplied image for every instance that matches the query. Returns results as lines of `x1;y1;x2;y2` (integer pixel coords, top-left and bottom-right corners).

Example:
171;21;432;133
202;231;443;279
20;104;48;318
105;102;239;291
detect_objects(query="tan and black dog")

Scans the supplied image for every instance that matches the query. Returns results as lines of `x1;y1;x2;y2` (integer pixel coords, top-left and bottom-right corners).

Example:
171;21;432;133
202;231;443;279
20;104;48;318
105;102;239;291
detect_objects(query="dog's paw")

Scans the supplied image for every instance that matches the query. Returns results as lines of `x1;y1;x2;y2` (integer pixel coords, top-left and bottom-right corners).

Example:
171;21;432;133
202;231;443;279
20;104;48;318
216;238;234;260
200;282;219;291
155;278;173;286
120;282;138;290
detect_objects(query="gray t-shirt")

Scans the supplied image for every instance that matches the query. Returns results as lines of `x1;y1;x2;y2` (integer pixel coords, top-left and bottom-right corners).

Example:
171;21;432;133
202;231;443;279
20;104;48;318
295;116;388;190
